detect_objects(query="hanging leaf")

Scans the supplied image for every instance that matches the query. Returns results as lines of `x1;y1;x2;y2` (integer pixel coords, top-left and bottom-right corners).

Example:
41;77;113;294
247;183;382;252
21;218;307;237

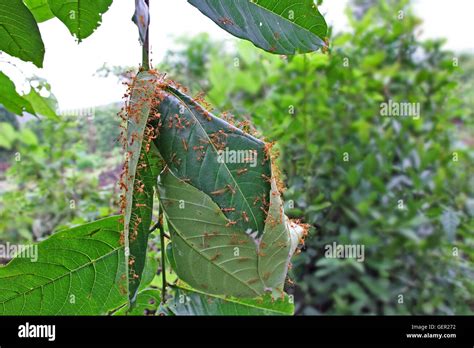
152;84;271;237
122;72;163;304
0;0;45;67
158;168;303;298
23;88;60;120
24;0;55;22
47;0;113;42
188;0;327;54
0;72;34;116
0;216;127;315
164;285;294;315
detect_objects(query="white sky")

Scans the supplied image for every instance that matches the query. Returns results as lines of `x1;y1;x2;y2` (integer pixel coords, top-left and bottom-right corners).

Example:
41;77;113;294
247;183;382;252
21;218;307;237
1;0;473;110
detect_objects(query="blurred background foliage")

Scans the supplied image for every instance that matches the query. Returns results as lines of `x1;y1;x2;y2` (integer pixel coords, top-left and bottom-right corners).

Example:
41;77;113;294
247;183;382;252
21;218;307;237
0;0;472;314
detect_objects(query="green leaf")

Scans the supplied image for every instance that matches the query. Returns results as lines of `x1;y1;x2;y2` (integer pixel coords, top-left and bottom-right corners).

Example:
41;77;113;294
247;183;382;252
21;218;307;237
0;216;128;315
153;84;271;236
0;0;45;67
188;0;327;54
158;170;302;298
165;285;294;315
47;0;112;42
123;72;162;304
0;72;33;116
23;88;59;120
23;0;55;22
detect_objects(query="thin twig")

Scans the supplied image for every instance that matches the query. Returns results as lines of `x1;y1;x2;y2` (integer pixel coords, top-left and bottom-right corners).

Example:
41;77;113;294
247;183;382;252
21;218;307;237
159;212;167;304
149;221;170;239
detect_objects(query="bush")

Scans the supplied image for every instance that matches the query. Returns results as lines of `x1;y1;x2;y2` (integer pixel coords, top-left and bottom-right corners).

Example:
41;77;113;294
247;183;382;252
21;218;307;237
163;0;473;314
0;110;121;244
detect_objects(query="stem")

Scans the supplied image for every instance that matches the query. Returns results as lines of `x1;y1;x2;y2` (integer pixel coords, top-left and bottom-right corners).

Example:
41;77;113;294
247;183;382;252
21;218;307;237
142;0;150;71
159;211;167;303
149;221;170;238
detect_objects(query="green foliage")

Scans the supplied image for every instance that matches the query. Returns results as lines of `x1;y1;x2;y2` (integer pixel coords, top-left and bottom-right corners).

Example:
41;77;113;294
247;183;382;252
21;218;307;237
159;171;291;297
0;216;127;315
47;0;113;42
159;33;218;93
0;123;17;150
0;116;118;243
0;72;34;116
154;84;271;235
170;0;473;314
2;0;471;317
0;0;45;67
188;0;327;54
0;0;331;316
147;79;303;299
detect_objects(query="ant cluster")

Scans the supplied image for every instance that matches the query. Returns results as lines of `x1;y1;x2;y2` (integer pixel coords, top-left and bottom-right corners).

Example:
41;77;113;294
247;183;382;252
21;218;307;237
117;69;309;293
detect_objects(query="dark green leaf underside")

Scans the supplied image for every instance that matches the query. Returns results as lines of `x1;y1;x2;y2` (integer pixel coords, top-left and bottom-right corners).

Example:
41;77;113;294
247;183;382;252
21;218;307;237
0;0;45;67
188;0;327;54
153;84;271;236
124;72;162;304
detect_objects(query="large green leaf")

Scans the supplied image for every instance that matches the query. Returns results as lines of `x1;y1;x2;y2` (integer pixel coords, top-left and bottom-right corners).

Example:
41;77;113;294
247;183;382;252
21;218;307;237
47;0;112;42
165;285;293;315
188;0;327;54
0;0;45;67
0;72;34;116
23;0;55;22
158;170;302;298
123;72;162;304
0;216;127;315
153;84;271;237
